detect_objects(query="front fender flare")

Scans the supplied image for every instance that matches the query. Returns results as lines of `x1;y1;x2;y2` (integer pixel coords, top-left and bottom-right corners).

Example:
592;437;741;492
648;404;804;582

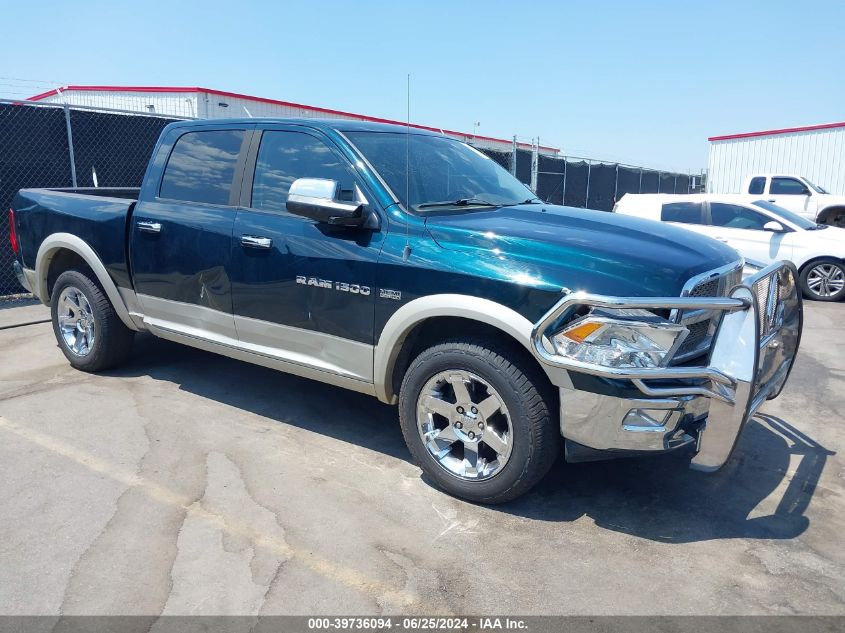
373;293;571;403
34;233;139;331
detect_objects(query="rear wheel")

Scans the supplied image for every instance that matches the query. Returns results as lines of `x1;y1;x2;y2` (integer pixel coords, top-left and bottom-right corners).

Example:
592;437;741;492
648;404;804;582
50;269;135;371
398;338;559;504
799;259;845;302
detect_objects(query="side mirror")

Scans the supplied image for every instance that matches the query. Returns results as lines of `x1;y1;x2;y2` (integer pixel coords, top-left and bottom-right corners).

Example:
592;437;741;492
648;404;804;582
763;220;786;233
286;178;365;226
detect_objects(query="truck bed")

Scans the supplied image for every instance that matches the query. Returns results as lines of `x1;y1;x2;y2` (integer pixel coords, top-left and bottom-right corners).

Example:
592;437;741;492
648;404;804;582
11;187;140;291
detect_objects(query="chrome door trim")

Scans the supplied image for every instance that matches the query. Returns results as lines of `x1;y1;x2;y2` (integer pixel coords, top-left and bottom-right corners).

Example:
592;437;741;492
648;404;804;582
234;314;373;381
137;295;374;383
137;294;238;342
148;324;376;398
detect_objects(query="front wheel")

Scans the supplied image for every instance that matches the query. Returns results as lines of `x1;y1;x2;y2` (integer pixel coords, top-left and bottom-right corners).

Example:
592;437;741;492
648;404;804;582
800;259;845;301
398;338;559;504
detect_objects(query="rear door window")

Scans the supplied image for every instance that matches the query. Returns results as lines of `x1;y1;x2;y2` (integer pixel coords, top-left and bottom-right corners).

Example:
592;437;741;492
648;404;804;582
709;203;769;230
159;130;245;205
661;202;704;224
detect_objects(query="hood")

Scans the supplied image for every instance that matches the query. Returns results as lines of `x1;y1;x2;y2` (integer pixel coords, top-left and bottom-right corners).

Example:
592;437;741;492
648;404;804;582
804;225;845;248
425;204;742;297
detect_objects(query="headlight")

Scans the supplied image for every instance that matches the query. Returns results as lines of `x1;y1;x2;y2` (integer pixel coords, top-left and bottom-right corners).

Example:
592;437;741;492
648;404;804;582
551;309;689;369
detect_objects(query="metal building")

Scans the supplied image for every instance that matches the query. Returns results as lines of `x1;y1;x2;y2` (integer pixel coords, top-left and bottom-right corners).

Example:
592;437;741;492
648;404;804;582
707;121;845;195
28;85;559;156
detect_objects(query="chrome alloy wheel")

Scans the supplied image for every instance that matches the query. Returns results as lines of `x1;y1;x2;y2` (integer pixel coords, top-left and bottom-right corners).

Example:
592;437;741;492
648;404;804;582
806;263;845;298
57;286;95;356
416;370;513;481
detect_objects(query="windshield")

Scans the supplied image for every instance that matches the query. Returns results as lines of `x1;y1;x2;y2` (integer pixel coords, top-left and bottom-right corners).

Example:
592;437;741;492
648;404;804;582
346;132;536;211
803;178;829;194
751;200;819;229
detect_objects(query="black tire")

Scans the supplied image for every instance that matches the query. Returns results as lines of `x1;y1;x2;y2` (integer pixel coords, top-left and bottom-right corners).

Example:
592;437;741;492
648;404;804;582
799;258;845;302
398;337;559;504
50;269;135;371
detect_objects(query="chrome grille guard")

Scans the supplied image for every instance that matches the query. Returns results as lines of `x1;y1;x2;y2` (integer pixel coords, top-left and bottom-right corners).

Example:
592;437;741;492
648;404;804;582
531;261;803;471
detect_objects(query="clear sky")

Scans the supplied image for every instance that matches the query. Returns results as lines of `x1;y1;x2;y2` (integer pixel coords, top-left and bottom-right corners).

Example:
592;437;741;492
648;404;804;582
3;0;843;172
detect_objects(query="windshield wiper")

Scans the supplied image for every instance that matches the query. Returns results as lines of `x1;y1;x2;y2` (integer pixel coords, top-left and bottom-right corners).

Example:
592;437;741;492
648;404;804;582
416;197;500;209
503;198;542;206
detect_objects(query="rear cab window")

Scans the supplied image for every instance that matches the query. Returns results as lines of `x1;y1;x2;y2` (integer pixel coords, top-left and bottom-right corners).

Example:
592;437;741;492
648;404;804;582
661;202;703;224
159;129;245;205
747;177;766;195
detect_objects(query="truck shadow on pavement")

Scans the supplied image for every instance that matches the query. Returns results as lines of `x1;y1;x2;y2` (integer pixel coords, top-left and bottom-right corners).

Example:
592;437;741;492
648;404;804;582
110;334;834;545
510;413;834;543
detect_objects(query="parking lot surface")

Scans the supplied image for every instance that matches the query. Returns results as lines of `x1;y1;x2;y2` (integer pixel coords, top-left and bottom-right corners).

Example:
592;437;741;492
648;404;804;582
1;302;843;616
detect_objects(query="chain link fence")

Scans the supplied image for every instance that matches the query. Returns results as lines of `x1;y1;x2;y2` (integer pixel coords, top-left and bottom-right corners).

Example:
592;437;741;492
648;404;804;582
1;99;699;303
472;146;699;210
0;99;185;301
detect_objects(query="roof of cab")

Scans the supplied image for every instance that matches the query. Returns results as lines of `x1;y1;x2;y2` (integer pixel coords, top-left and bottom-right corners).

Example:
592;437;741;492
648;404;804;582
744;173;804;179
167;117;445;136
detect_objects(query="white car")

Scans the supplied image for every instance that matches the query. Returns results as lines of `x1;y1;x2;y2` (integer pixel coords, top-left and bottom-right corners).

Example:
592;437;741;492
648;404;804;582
614;193;845;301
741;174;845;227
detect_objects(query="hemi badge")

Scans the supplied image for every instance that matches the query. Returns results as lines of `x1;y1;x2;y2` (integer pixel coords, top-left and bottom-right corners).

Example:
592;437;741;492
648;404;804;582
379;289;401;300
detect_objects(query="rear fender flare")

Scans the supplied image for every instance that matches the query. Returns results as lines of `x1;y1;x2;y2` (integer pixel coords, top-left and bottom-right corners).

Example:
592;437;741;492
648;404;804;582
34;233;139;331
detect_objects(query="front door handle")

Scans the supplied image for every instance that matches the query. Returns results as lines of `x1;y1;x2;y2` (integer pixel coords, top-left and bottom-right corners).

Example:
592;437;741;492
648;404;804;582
714;236;728;242
241;235;273;249
137;220;162;234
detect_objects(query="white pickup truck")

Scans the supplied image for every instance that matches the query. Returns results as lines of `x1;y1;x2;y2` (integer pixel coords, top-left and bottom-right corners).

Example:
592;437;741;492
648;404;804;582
741;174;845;227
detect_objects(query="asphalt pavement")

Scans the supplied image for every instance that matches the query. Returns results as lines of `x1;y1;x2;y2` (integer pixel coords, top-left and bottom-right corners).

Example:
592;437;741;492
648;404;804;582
1;301;843;616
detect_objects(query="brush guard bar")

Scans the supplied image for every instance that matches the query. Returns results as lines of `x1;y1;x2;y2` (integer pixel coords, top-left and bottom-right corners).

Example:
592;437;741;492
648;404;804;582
531;261;803;471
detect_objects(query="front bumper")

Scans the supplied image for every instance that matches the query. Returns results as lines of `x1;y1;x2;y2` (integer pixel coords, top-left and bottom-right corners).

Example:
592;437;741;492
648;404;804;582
531;261;803;471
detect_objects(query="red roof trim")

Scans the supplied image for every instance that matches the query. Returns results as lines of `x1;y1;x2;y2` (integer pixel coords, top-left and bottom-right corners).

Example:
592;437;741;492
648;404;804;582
28;85;559;152
27;86;202;101
27;88;60;100
708;121;845;141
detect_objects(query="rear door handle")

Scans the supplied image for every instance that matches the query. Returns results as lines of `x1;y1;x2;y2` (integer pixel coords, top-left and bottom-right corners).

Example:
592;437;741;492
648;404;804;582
241;235;273;249
714;236;728;242
136;220;161;234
